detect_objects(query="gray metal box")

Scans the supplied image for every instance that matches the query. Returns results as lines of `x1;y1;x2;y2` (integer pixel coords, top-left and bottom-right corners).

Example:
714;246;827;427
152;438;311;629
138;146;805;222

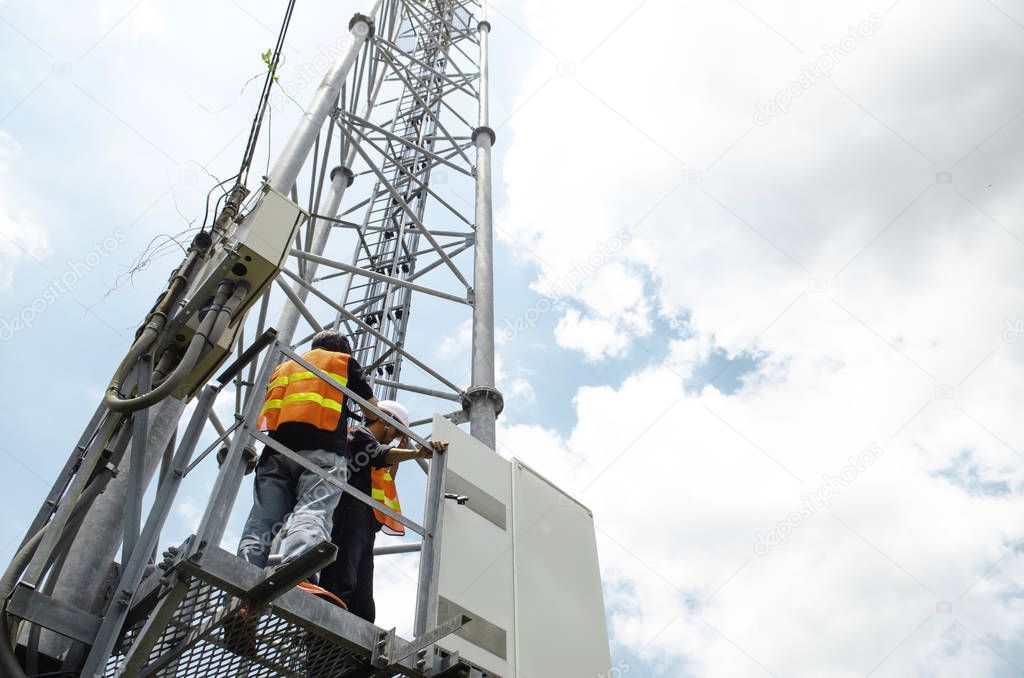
161;185;307;398
433;416;611;677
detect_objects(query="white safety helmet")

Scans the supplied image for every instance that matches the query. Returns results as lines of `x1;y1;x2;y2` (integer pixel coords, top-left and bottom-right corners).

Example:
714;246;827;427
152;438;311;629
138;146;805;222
376;400;410;429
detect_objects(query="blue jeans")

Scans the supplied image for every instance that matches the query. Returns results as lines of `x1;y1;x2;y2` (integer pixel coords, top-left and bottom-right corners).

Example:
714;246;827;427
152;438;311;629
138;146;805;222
237;448;344;569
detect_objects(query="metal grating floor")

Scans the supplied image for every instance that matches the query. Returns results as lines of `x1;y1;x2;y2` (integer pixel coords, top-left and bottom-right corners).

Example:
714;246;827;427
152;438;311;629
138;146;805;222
98;543;491;678
104;575;370;677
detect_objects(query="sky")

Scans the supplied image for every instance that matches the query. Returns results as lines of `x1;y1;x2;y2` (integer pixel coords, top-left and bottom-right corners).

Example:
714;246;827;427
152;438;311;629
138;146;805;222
3;0;1024;677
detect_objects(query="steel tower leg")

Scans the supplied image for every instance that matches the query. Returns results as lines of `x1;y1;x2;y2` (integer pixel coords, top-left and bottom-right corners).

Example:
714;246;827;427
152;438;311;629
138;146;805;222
267;2;381;194
468;2;502;449
275;168;352;345
39;398;184;663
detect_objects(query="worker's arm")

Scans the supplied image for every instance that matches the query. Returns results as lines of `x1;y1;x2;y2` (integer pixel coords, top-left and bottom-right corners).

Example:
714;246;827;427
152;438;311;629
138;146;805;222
345;357;379;420
346;356;378;413
383;440;447;464
360;396;379;420
389;436;411;477
382;448;421;464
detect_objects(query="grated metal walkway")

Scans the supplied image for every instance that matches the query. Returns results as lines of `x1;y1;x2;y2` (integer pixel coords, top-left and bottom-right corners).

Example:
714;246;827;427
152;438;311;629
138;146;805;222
102;542;489;678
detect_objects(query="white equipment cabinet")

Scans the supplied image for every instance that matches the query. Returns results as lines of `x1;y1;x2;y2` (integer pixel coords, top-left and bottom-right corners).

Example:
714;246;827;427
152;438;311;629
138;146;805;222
433;416;612;677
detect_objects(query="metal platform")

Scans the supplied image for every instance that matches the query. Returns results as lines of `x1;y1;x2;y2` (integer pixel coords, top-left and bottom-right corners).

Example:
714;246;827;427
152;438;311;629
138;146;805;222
103;542;492;678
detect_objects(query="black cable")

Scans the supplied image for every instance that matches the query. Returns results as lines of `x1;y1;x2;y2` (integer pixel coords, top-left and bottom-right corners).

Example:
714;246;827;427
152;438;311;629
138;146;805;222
201;185;230;238
238;0;297;185
199;172;239;234
265;98;272;178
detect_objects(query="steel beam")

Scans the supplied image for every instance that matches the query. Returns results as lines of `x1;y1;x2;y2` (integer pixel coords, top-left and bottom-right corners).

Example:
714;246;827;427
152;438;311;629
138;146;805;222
8;587;100;646
374;378;463;401
281;267;466;395
374;542;423;556
414;442;448;638
289;250;470;305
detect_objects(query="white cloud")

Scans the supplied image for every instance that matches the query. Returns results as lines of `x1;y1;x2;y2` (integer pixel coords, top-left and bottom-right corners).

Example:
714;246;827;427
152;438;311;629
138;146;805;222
502;375;535;406
122;3;169;44
0;131;48;289
437;317;472;360
494;351;536;413
371;552;419;637
500;342;1024;675
174;495;204;532
497;0;1024;675
553;308;630;361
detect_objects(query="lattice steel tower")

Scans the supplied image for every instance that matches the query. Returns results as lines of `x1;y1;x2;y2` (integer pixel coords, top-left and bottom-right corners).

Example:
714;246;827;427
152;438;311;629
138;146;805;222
0;0;508;675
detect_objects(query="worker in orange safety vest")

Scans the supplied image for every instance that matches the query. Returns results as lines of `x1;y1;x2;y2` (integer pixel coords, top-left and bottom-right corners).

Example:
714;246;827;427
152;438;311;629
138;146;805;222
236;329;379;572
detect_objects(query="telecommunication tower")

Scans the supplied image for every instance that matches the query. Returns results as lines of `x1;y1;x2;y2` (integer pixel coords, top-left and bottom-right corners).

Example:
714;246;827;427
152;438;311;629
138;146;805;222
0;2;609;676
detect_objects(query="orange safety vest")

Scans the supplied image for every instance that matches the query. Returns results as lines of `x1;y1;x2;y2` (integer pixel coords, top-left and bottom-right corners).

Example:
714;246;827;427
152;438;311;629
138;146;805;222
258;349;350;432
372;466;405;536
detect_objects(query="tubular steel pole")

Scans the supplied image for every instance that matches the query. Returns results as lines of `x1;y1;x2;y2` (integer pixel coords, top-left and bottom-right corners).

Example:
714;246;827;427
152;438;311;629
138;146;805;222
40;399;184;662
467;3;501;449
274;167;352;345
267;1;382;195
122;356;152;564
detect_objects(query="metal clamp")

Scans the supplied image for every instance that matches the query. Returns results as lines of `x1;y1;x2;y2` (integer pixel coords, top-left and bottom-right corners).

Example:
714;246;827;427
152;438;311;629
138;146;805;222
372;615;470;675
395;614;470;664
349;12;375;38
371;626;397;668
472;125;496;146
331;166;356;187
462;385;504;417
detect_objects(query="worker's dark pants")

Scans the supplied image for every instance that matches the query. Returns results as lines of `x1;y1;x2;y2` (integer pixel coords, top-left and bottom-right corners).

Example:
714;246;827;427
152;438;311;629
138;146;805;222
320;497;378;622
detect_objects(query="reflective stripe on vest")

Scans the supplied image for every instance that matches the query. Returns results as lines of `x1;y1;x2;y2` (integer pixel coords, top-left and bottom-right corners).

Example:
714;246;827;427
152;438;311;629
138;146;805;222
267;371;348;391
257;349;351;432
261;392;343;414
371;467;405;536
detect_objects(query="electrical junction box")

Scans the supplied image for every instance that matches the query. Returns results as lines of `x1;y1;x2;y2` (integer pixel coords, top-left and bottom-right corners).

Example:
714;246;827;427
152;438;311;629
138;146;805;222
432;415;612;677
162;184;308;398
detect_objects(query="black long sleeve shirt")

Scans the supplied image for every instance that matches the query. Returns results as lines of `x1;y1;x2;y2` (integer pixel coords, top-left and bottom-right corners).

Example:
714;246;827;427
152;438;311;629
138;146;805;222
344;424;393;496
